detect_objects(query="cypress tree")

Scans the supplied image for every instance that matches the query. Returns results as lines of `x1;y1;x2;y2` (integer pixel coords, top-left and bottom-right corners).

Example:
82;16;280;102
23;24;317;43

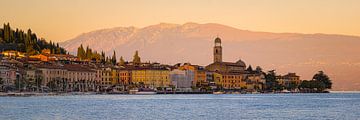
111;50;117;65
133;50;141;65
119;56;125;66
3;23;10;42
77;44;86;59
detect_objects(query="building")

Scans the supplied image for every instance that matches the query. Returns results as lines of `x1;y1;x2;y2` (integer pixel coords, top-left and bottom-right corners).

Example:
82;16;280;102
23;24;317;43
0;64;17;87
111;68;120;86
29;53;79;62
24;67;43;91
220;73;245;89
63;64;97;92
131;67;170;89
212;72;223;87
98;67;113;90
170;69;194;91
35;64;66;88
178;63;207;87
1;50;26;59
244;67;266;91
119;68;132;85
276;73;301;91
35;64;97;92
205;37;247;90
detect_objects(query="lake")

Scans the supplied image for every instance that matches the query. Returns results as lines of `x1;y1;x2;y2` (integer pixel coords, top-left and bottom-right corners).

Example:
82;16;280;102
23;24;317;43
0;93;360;120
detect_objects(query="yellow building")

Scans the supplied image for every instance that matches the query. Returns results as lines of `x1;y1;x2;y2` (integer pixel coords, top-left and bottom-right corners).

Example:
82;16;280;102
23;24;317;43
245;72;266;91
276;73;301;90
41;49;51;54
29;54;49;61
1;50;25;58
213;72;222;86
220;73;246;89
131;68;170;88
111;68;120;85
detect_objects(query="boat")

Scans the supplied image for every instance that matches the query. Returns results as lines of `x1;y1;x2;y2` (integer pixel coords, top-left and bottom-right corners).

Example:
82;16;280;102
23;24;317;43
281;89;291;93
213;91;224;94
132;88;157;95
135;91;157;95
129;89;138;94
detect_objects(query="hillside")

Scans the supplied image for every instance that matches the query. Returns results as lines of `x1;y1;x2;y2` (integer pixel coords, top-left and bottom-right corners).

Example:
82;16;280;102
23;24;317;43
61;22;360;91
0;23;66;55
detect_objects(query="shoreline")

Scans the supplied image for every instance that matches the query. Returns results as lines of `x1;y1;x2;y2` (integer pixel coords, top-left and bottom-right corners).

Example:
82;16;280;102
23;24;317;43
0;91;356;97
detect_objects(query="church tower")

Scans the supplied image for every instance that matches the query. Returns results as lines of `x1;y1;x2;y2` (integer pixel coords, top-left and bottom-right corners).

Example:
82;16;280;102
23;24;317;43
214;37;222;63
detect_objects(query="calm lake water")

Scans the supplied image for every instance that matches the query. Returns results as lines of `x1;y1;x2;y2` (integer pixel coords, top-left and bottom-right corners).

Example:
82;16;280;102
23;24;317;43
0;93;360;120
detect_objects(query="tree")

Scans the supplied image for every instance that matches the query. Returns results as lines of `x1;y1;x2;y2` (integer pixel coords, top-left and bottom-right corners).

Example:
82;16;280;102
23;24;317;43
0;77;3;85
265;70;282;91
313;71;332;90
111;50;117;65
85;46;92;59
77;44;86;60
100;51;106;64
35;77;43;92
255;66;263;73
246;65;253;71
119;56;125;66
133;50;141;65
0;23;67;54
299;80;325;92
47;80;57;92
15;78;26;91
25;29;36;55
286;81;298;91
0;77;3;91
3;23;10;42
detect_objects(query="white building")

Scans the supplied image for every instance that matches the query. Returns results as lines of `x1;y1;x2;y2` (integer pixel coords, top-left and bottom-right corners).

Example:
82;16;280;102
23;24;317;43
170;69;194;91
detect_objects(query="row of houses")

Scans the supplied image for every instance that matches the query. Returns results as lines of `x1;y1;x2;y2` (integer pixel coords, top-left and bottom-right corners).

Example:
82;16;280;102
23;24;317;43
0;58;300;93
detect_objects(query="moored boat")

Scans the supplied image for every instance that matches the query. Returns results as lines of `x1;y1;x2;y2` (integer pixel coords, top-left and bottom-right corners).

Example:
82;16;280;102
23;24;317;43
213;91;224;94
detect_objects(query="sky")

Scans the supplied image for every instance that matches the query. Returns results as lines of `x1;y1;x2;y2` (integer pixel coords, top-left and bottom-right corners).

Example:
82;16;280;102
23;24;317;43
1;0;360;42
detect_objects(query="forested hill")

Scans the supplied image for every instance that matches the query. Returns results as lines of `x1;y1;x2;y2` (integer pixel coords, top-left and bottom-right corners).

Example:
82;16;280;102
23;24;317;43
0;23;66;55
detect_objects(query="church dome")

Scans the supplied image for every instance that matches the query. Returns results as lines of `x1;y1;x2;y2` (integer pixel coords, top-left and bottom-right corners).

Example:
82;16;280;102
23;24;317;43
215;37;221;43
236;59;246;67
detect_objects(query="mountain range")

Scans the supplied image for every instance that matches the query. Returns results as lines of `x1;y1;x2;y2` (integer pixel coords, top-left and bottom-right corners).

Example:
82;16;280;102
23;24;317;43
60;22;360;91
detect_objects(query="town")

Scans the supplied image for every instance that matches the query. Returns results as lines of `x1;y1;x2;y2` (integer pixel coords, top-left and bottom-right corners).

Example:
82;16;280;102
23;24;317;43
0;24;331;95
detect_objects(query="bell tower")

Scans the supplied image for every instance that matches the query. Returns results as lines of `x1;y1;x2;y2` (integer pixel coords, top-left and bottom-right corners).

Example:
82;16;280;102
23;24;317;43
214;37;222;63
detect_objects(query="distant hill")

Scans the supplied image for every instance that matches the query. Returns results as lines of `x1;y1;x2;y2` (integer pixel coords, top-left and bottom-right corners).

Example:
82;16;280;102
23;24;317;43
61;22;360;91
0;23;66;55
